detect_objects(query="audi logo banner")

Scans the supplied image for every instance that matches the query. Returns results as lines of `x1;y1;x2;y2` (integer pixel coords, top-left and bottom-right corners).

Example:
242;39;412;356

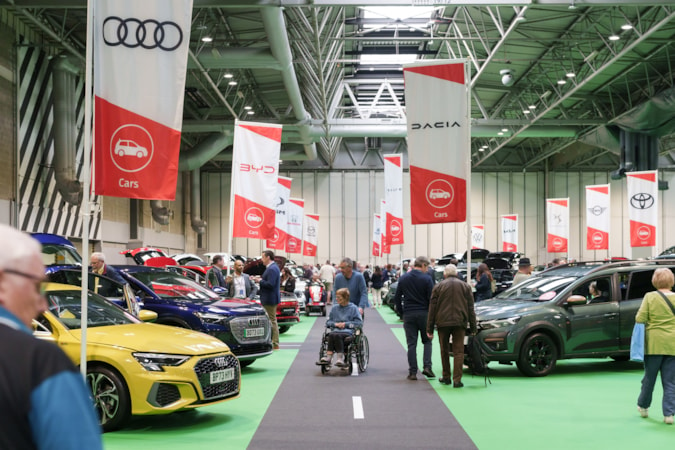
546;198;569;253
585;184;610;250
93;0;193;200
627;171;658;248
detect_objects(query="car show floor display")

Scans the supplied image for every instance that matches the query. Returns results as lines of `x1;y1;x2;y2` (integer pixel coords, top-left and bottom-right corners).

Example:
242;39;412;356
104;306;673;449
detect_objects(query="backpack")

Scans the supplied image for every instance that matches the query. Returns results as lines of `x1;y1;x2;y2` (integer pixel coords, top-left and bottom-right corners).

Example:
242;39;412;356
465;335;491;386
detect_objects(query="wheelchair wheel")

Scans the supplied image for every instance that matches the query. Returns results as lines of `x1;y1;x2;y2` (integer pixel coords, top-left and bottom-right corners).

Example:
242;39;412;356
357;335;369;372
321;363;329;375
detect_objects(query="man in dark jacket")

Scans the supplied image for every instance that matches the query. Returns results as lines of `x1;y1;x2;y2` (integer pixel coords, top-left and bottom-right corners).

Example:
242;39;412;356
255;250;281;349
427;264;477;388
394;256;435;380
91;251;126;285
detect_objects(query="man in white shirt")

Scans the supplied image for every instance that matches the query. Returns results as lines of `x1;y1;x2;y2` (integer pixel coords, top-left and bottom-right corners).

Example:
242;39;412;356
319;260;336;305
225;260;258;299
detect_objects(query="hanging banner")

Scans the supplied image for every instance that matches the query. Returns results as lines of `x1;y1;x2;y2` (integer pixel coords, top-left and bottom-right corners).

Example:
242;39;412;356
501;215;518;252
384;154;404;245
471;224;484;249
267;176;292;250
372;214;381;257
286;198;304;254
302;214;319;257
404;60;469;224
627;171;658;247
380;200;390;254
231;121;282;239
93;0;193;200
547;198;569;253
585;184;610;250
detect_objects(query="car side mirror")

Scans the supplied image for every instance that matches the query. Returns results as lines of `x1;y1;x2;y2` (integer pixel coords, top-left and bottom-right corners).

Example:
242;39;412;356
566;295;587;306
138;309;158;322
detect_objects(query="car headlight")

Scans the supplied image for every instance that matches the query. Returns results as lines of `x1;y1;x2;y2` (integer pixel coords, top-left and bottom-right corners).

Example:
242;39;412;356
194;311;228;324
133;352;190;372
479;316;521;330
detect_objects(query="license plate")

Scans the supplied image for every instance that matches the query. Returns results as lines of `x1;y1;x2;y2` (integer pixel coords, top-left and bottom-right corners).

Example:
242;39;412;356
210;368;234;384
282;308;295;315
245;327;264;337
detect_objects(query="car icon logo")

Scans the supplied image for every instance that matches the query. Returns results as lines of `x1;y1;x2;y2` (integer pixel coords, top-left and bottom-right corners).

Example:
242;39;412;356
429;189;450;199
114;139;148;158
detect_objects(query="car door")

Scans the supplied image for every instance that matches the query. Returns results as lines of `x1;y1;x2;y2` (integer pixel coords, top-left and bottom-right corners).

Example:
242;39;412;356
561;275;621;355
618;269;657;349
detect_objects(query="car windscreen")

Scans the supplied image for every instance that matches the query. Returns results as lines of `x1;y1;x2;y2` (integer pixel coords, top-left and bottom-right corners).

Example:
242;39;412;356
41;243;82;266
130;270;221;300
45;290;139;329
494;275;578;301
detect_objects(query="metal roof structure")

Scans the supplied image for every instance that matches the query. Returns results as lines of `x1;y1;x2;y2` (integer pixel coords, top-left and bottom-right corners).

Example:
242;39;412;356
3;0;675;173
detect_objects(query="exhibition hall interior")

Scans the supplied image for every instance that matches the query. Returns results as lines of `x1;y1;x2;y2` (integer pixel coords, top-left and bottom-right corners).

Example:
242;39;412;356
1;1;675;449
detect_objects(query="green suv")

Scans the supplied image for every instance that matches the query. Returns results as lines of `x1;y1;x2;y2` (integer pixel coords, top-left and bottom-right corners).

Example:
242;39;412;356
474;260;675;376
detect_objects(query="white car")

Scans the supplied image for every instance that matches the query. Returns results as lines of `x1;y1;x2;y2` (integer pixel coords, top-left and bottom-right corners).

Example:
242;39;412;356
114;139;148;158
429;188;450;199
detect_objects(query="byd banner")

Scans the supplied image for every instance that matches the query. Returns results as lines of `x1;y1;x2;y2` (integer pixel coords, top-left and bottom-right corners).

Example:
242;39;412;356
501;215;518;252
93;0;193;200
231;121;282;239
267;176;292;250
404;60;469;224
627;171;658;247
471;224;484;249
547;198;569;253
372;214;381;257
286;198;304;254
302;214;319;257
585;184;610;250
384;154;404;245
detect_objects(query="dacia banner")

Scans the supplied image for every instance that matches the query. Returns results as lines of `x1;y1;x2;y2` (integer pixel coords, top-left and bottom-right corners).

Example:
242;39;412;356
403;60;469;224
372;214;381;257
231;121;282;239
302;214;319;257
627;171;657;247
501;215;518;252
585;184;610;250
471;224;484;249
384;154;404;245
267;176;292;250
93;0;193;200
546;198;569;253
380;200;390;254
286;198;304;254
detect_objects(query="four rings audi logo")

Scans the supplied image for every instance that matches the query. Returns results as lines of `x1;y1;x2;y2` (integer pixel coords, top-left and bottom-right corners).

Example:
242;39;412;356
630;193;654;210
248;318;262;327
102;17;183;51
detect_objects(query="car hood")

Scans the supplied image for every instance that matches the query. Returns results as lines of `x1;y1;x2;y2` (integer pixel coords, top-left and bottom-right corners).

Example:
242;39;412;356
212;298;265;313
73;323;231;354
475;298;549;321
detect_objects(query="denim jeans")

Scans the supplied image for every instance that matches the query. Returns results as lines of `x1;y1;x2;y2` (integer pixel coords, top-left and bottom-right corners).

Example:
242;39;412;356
638;355;675;417
403;310;432;374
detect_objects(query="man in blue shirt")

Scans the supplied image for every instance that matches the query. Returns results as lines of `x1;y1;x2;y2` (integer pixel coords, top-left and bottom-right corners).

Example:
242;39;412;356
333;257;368;316
254;250;281;350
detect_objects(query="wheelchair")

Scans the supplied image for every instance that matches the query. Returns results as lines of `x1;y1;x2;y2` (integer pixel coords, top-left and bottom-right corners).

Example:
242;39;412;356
317;326;369;375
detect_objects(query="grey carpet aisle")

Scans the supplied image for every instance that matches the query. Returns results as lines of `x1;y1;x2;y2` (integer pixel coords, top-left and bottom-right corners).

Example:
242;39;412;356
247;307;477;450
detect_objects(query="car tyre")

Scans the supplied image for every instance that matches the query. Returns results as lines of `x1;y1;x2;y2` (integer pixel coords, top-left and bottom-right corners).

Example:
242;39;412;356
279;325;290;334
321;306;326;317
516;333;557;377
239;360;255;368
611;355;630;362
87;365;131;432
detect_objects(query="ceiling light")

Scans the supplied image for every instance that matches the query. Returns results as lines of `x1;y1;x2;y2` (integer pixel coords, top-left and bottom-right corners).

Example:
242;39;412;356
568;0;576;10
498;132;504;136
479;147;485;152
224;73;233;78
247;111;254;115
621;23;633;30
528;105;536;109
244;106;252;110
566;72;576;78
523;110;531;114
501;128;508;132
557;79;567;85
609;34;620;41
201;36;213;43
228;81;237;86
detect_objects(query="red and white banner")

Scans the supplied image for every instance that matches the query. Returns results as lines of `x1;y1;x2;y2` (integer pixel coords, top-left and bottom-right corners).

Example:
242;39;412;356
404;60;469;224
286;198;304;254
231;121;282;239
372;214;381;257
267;176;292;250
384;154;404;245
547;198;569;253
380;200;390;254
585;184;610;250
627;171;658;247
471;224;484;249
302;214;319;257
93;0;193;200
501;215;518;252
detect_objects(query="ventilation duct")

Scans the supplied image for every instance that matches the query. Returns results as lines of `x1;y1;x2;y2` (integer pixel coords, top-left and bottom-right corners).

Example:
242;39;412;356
178;132;233;172
190;169;206;234
150;200;170;225
610;129;667;189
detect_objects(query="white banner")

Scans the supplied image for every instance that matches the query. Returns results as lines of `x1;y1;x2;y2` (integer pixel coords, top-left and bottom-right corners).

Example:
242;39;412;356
267;176;292;250
501;215;518;252
471;224;484;249
372;214;381;257
302;214;319;257
585;184;610;250
627;171;658;247
380;200;390;254
286;198;304;254
404;60;470;224
547;198;569;253
384;154;404;245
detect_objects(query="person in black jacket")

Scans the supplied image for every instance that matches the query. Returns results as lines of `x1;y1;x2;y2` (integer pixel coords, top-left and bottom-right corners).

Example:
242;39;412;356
474;263;494;302
90;252;127;285
281;267;296;294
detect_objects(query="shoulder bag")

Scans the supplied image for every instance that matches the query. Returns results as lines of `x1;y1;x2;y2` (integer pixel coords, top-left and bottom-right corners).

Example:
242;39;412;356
656;291;675;316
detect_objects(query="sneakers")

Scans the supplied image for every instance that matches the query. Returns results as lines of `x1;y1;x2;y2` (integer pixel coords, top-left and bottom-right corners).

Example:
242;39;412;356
317;354;332;365
422;368;436;378
407;373;417;381
637;407;649;418
665;416;674;425
335;353;348;368
438;378;452;385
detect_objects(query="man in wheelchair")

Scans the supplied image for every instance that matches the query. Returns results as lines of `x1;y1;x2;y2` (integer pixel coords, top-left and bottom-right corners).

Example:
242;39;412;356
317;288;362;368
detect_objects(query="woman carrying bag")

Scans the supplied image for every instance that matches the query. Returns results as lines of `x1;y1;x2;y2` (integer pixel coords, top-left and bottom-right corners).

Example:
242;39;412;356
635;268;675;424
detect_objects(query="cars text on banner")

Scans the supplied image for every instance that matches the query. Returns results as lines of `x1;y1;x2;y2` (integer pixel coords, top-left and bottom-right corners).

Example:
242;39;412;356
231;121;282;239
547;198;570;253
267;176;292;250
627;170;658;247
380;200;390;254
501;215;518;252
472;224;484;249
585;184;610;250
403;60;470;224
372;214;381;257
93;0;193;200
302;214;319;257
286;198;304;254
384;154;404;245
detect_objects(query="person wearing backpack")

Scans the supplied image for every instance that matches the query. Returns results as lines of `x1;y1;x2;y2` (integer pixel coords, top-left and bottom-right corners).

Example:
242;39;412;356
426;264;476;388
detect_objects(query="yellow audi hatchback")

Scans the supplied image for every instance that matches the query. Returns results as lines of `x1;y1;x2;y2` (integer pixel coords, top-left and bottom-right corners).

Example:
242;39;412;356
33;283;241;431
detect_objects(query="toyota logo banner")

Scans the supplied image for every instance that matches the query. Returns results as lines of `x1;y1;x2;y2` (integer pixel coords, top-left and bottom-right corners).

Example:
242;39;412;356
627;170;658;248
546;198;569;253
585;184;610;250
403;60;470;224
372;214;381;257
471;224;484;249
231;121;282;240
286;198;304;254
384;154;404;245
267;176;292;250
93;0;193;200
302;214;319;257
501;215;518;252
